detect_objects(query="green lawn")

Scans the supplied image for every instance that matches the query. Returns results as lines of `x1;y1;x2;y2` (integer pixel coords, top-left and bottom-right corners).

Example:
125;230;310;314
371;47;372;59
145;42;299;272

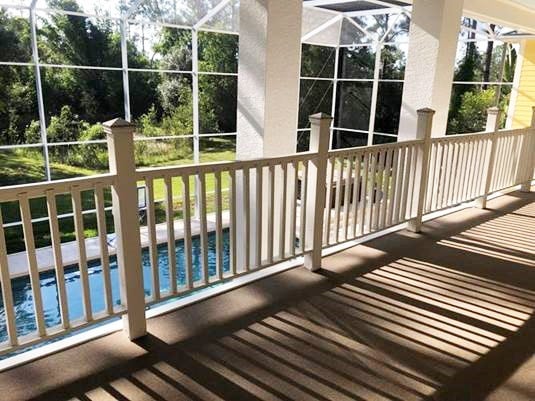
147;148;234;201
1;140;236;253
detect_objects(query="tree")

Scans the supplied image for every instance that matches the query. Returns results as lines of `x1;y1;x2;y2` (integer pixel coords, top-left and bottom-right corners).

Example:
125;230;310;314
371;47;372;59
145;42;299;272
483;24;496;88
0;9;38;145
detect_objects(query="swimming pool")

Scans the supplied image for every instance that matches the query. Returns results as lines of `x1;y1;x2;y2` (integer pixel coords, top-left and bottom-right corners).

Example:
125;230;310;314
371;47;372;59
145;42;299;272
0;230;231;344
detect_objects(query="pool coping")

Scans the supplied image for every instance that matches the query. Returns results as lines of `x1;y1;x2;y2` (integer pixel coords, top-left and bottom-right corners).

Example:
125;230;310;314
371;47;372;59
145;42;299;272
6;211;231;278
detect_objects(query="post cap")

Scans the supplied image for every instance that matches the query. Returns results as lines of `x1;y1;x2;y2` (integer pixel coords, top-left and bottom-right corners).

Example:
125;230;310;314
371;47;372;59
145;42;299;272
102;117;136;133
309;112;333;121
487;106;500;115
416;108;436;114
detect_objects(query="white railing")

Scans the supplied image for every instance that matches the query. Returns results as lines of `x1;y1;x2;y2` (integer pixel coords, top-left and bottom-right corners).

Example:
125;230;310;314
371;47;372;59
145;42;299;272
424;132;491;213
0;174;120;351
322;139;423;246
0;108;534;355
135;151;317;304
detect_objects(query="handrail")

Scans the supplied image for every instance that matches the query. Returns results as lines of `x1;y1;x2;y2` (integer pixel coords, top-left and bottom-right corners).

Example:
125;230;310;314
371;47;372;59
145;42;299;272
135;151;317;179
431;127;535;143
0;173;116;202
327;138;424;157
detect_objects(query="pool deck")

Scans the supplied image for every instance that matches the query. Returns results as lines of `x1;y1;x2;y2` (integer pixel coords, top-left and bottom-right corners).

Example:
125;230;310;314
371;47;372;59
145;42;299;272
1;188;534;401
7;211;231;278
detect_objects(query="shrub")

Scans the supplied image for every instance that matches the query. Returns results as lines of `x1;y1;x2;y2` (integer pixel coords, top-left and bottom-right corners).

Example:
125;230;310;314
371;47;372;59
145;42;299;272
448;88;497;134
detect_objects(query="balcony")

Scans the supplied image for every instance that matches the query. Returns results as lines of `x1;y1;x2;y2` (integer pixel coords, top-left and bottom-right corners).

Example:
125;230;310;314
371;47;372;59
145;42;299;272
1;0;535;400
0;107;534;400
0;184;533;401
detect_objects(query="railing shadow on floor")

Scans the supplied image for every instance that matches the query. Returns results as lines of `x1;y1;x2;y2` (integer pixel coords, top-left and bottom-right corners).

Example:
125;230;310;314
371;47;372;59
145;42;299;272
4;191;535;401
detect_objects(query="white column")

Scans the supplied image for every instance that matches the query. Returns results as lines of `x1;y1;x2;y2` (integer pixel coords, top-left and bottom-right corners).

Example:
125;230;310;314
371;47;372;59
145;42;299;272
235;0;303;269
398;0;464;139
236;0;302;158
104;118;147;340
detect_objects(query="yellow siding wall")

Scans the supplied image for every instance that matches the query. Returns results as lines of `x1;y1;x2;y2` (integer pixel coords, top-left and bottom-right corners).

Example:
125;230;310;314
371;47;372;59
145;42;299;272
512;40;535;128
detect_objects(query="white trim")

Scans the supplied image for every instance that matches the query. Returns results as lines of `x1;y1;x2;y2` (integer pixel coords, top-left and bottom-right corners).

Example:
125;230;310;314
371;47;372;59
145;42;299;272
452;81;514;85
302;14;343;43
343;15;378;44
333;127;369;134
344;8;408;17
506;40;525;129
29;3;50;181
120;18;131;121
194;0;231;29
2;179;530;373
302;40;338;48
367;44;382;145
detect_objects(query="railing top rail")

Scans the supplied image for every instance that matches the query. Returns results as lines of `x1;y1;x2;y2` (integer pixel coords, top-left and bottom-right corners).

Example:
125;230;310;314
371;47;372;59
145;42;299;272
327;138;424;158
136;151;318;179
0;173;116;202
432;131;490;143
432;127;535;143
495;127;535;137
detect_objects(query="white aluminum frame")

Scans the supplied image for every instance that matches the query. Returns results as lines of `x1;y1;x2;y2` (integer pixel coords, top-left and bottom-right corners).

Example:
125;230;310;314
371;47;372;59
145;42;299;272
300;11;411;147
0;0;238;187
299;7;518;147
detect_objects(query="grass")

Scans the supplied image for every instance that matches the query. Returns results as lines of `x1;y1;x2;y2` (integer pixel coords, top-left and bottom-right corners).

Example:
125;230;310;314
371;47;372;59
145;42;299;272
1;139;236;254
147;148;235;201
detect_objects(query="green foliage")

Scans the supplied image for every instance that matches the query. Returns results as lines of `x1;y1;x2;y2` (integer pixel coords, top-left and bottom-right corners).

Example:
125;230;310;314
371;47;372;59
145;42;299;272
0;64;38;145
0;1;238;158
0;8;31;62
448;88;497;134
448;19;516;135
300;44;335;78
47;105;84;142
80;122;105;141
25;120;41;143
381;45;405;80
199;31;238;73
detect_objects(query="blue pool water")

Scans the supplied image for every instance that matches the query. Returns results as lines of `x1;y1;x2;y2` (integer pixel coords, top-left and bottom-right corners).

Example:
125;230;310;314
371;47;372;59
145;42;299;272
0;230;230;344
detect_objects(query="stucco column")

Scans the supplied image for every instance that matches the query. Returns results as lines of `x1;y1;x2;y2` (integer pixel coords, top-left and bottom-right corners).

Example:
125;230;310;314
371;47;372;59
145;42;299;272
235;0;303;270
398;0;464;139
236;0;302;158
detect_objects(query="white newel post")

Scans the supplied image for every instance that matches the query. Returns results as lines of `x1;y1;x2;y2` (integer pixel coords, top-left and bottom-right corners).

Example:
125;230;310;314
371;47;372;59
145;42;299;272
476;107;501;209
519;106;535;192
104;118;147;340
304;113;332;271
407;108;435;233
